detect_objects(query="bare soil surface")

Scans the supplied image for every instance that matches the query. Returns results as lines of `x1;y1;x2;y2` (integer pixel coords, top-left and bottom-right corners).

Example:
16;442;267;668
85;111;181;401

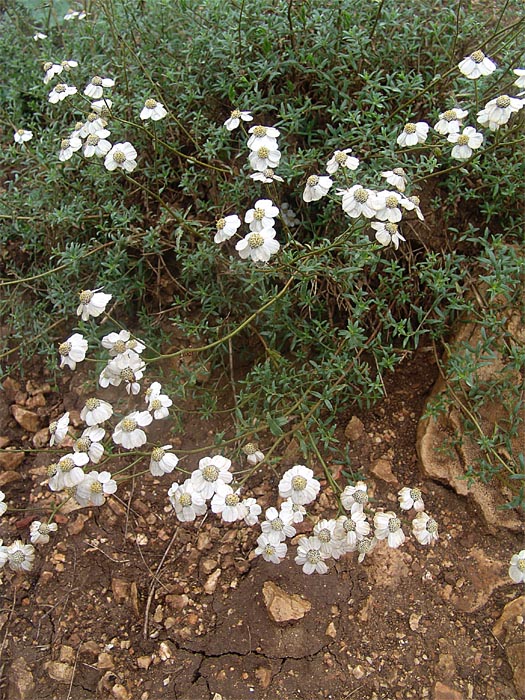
0;349;523;700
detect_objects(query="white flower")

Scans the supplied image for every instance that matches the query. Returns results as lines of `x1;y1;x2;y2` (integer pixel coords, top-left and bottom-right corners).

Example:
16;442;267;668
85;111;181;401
211;483;247;523
58;136;82;162
42;61;62;84
250;168;284;184
148;390;172;419
64;9;86;20
214;214;241;243
243;443;264;466
6;541;35;572
380;168;408;192
235;228;280;263
242;497;262;525
29;521;58;545
80;398;113;426
102;330;145;356
447;126;484;160
458;50;496;79
76;470;117;507
168;479;207;522
278;465;320;505
49;412;70;446
303;175;333;202
248;146;281;172
48;83;77;104
372;190;413;223
104;142;138;172
295;536;330;574
357;536;377;563
77;289;112;321
84;76;115;99
245;199;279;232
374;511;405;548
90;99;113;116
14;129;33;144
477;95;524;131
334;512;370;553
33;32;48;40
434;107;469;135
407;195;424;221
79;113;108;138
58;333;88;370
279;499;306;524
49;453;87;491
112;411;152;449
412;512;439;545
74;426;105;463
190;455;233;499
261;506;296;543
371;221;406;250
247;125;280;151
313;519;345;558
398;487;425;512
326;148;359;174
341;481;368;511
83;131;112;158
509;550;525;584
140;99;168;121
397;122;429;147
150;445;179;476
224;109;253;131
513;69;525;89
0;491;6;517
255;533;287;564
339;185;377;219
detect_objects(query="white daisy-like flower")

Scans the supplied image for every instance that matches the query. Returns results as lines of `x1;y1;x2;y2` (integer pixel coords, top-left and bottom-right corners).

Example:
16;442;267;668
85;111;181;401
99;349;145;395
104;142;138;172
509;550;525;584
112;411;153;449
374;511;405;548
341;481;368;511
247;125;280;151
248;146;281;172
477;95;524;131
458;50;496;79
33;32;48;40
303;175;333;202
447;126;484;160
58;136;82;162
76;289;112;321
168;479;207;522
434;107;469;135
80;398;113;426
513;69;525;89
279;499;306;524
261;506;296;544
214;214;241;243
102;330;145;356
90;99;113;116
14;128;33;144
29;521;58;545
242;497;262;526
412;511;439;545
278;465;320;505
42;61;62;84
76;470;117;507
84;75;115;99
398;487;425;512
211;483;247;523
339;185;377;219
148;391;173;419
0;491;7;517
250;168;284;184
371;221;406;250
48;453;87;491
190;455;233;500
224;109;253;131
64;9;86;20
255;533;287;564
245;199;279;232
326;148;359;174
74;426;105;463
49;412;70;446
357;535;377;563
83;131;112;158
48;83;78;104
295;536;330;574
78;113;108;138
372;190;413;223
380;168;408;192
334;512;370;553
145;381;162;403
313;519;345;558
6;541;35;572
407;195;425;221
243;443;264;466
235;228;280;263
397;122;429;147
150;445;179;477
140;98;168;121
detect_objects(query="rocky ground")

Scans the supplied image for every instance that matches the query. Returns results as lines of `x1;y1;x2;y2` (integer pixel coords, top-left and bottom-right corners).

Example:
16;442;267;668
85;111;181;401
0;348;523;700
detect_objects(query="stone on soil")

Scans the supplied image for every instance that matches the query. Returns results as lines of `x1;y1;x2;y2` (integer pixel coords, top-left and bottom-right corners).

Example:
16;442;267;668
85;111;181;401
262;580;311;623
10;405;41;432
8;657;35;700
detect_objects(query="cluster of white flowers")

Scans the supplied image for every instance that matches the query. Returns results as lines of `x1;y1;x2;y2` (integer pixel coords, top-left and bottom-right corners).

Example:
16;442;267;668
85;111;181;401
214;198;281;263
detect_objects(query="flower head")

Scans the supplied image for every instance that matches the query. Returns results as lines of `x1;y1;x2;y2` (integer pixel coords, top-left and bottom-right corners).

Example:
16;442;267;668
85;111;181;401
250;168;284;184
334;511;370;553
341;481;368;511
224;109;253;131
339;185;377;219
295;536;330;574
434;107;469;135
380;168;408;192
168;479;207;522
140;98;167;121
74;426;105;463
80;398;113;426
371;221;406;250
243;443;264;466
58;333;88;369
326;148;359;174
102;330;145;357
76;471;117;506
261;506;296;543
374;511;405;548
48;83;77;104
509;550;525;584
242;497;262;525
235;228;280;263
477;95;524;131
58;136;82;162
104;142;138;172
76;289;112;321
412;512;439;545
458;51;496;79
30;521;58;545
255;533;287;564
0;491;7;517
150;445;179;476
247;125;280;151
398;486;425;512
245;199;279;232
397;122;429;147
190;455;233;499
248;146;281;172
278;465;320;505
513;69;525;89
214;214;241;243
49;412;70;446
6;541;35;572
447;126;483;160
112;411;153;449
14;129;33;144
211;483;247;523
83;131;112;158
303;175;333;202
84;75;115;99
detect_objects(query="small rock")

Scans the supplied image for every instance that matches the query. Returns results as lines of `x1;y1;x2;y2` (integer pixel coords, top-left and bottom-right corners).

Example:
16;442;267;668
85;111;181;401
370;456;397;484
45;661;73;684
0;437;10;449
2;377;21;401
255;666;272;689
59;645;75;664
166;593;189;611
196;531;212;551
0;470;22;487
97;652;114;670
433;681;464;700
344;416;365;441
409;613;422;631
112;578;130;605
325;621;337;638
0;448;24;470
8;657;35;700
352;664;366;679
201;557;218;575
262;581;311;623
437;653;456;680
204;568;222;594
493;596;525;698
80;640;99;657
112;684;130;700
137;655;152;670
158;641;174;661
25;393;46;409
11;405;40;432
33;428;50;448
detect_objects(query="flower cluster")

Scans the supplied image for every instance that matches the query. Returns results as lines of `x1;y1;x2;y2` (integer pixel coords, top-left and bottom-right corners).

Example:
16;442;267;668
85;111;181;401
214;198;281;263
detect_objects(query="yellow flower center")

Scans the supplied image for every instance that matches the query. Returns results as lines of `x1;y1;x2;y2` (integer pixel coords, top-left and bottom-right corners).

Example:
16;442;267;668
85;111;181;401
254;208;265;221
225;494;239;506
307;175;319;187
292;475;307;491
247;232;264;249
90;481;103;494
145;98;157;109
91;76;103;86
343;518;356;532
55;84;66;93
43;62;53;71
335;151;347;163
385;195;399;208
443;110;457;121
120;368;135;381
388;517;401;533
404;123;416;134
79;290;93;304
517;559;525;572
216;218;226;230
86;398;100;410
264;544;276;556
152;447;165;461
393;167;405;176
231;109;241;118
59;458;74;472
496;95;510;108
87;112;98;122
151;399;162;410
75;437;91;452
257;146;269;158
457;134;469;145
385;223;398;235
318;528;331;543
306;549;321;564
113;150;126;164
59;341;72;355
86;134;100;146
470;50;485;63
354;188;369;203
243;442;257;455
121;418;137;432
427;519;438;534
60;139;71;150
253;125;266;136
179;493;192;507
202;465;219;482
